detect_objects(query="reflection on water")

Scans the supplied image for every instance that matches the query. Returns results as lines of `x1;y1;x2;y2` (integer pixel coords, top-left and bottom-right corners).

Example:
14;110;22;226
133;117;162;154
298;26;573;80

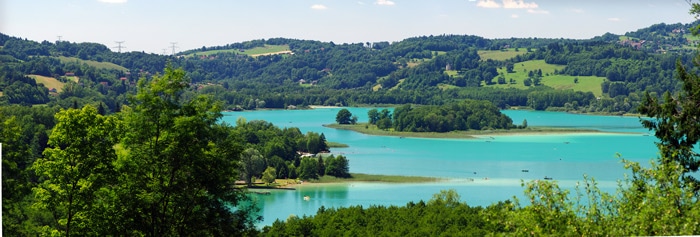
224;109;658;227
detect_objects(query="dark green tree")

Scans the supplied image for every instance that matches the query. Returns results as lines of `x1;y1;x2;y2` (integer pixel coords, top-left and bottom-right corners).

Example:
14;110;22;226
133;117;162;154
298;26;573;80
638;59;700;191
32;105;120;236
336;108;353;124
240;148;266;186
299;157;319;180
368;108;380;125
116;65;258;235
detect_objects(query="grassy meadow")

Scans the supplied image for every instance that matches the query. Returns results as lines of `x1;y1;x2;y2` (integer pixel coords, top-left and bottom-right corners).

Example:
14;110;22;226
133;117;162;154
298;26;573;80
29;75;65;92
477;48;528;61
484;60;605;97
57;56;128;72
185;44;291;57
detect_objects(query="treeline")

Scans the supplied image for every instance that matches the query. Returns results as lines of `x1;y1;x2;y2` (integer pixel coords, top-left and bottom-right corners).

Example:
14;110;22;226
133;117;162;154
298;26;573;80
263;190;503;236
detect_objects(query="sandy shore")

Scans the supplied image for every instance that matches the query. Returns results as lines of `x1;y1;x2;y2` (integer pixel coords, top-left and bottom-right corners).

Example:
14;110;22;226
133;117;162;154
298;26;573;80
308;105;340;109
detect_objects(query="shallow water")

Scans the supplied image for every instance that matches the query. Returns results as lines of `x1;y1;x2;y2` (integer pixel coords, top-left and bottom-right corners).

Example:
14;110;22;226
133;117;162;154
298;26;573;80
223;108;658;227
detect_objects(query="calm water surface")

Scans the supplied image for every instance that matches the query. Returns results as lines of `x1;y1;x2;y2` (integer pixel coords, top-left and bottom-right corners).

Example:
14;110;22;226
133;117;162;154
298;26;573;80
222;108;658;227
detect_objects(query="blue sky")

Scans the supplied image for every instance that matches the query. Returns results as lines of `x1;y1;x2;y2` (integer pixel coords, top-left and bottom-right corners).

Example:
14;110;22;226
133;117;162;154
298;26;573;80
0;0;695;54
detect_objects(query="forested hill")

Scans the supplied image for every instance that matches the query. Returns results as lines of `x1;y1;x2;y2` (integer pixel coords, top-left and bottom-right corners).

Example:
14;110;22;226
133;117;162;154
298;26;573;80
1;20;699;113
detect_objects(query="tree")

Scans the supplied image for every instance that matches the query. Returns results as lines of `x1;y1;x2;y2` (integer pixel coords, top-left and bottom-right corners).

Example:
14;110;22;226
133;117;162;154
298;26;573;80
368;109;380;125
522;119;528;128
317;156;326;177
240;148;267;186
638;59;700;191
497;75;506;84
325;155;351;178
377;117;392;130
32;105;120;236
298;157;319;180
116;65;258;236
262;167;277;185
336;108;353;124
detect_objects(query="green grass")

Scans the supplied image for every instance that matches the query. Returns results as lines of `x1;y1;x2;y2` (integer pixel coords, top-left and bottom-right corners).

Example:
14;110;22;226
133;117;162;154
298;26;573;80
478;48;528;61
28;74;65;92
483;60;605;97
57;56;128;72
444;70;459;77
185;44;291;57
326;141;349;148
541;75;605;97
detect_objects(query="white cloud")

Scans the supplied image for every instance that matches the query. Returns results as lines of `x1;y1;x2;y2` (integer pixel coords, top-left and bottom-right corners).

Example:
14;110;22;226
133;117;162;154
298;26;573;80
511;14;519;18
608;17;621;22
358;1;366;5
502;0;537;9
476;0;500;8
311;4;328;10
375;0;395;6
98;0;127;3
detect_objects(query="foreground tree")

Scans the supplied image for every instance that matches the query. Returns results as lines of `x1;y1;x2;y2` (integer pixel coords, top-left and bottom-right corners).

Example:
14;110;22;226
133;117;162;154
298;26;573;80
115;65;258;235
32;105;120;236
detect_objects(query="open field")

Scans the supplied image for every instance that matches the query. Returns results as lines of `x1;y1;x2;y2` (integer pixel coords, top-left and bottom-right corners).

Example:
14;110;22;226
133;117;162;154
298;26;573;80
57;56;128;72
185;45;291;57
483;60;605;97
478;48;528;61
28;74;65;92
541;75;605;97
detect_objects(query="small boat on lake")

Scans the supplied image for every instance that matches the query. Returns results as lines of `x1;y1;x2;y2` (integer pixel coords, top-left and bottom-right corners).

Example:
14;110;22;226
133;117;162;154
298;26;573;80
544;176;553;180
521;169;529;172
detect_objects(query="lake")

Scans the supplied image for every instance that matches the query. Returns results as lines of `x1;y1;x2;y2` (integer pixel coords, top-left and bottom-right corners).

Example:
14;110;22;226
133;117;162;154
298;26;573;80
222;108;658;227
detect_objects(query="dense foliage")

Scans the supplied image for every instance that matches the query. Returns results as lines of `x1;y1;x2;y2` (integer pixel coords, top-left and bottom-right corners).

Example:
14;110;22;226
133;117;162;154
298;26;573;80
389;100;515;132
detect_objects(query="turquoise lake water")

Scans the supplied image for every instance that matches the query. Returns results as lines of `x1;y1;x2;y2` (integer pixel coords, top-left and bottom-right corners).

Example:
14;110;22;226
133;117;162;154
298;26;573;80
222;108;659;227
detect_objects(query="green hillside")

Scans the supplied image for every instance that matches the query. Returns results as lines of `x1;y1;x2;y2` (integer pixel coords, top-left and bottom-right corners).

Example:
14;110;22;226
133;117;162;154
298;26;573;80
185;44;290;57
57;56;128;72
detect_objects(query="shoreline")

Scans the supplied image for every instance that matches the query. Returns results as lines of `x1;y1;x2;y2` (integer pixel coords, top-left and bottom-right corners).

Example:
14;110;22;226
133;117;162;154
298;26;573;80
323;123;638;139
246;173;445;191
